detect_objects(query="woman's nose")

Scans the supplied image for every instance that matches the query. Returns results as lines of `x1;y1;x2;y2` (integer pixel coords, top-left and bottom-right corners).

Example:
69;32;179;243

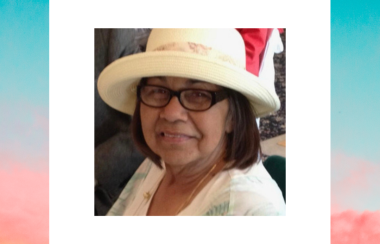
159;96;188;122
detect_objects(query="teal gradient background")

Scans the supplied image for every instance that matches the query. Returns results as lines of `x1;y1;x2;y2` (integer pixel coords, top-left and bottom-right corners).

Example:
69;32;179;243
0;1;49;166
331;0;380;163
0;0;49;106
331;0;380;242
0;1;49;243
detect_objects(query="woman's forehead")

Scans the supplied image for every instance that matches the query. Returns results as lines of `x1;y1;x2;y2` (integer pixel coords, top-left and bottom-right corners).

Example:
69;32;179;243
147;76;220;89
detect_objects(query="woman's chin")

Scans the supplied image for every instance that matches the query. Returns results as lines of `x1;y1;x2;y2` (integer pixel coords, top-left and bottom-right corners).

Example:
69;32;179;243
160;153;194;167
162;158;191;167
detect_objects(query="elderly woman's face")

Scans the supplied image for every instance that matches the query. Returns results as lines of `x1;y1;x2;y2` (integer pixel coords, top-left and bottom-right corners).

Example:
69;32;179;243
140;76;232;166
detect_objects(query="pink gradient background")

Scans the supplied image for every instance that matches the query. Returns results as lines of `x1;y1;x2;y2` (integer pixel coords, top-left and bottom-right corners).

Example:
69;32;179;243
331;152;380;243
0;166;49;244
331;0;380;241
331;210;380;244
0;104;49;244
331;152;380;213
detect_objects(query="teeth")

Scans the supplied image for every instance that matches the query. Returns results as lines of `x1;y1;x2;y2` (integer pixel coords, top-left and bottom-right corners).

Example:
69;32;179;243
163;133;183;138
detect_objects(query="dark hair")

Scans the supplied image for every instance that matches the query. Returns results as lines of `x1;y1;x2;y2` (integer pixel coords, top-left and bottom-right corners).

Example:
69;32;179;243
131;78;262;170
224;88;262;169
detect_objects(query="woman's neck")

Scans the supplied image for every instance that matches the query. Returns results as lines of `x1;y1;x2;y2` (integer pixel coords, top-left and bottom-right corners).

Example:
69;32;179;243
163;156;224;188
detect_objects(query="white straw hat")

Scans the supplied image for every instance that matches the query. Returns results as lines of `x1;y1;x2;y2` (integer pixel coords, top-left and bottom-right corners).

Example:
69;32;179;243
97;28;280;118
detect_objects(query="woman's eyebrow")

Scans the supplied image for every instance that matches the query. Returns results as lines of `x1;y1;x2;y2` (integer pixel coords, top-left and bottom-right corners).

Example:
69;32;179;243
146;76;167;84
187;79;203;85
155;76;166;82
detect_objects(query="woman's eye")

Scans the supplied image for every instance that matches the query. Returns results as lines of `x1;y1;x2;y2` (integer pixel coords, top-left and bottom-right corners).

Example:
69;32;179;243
191;91;211;98
145;87;168;95
148;88;169;100
185;91;212;103
152;88;167;94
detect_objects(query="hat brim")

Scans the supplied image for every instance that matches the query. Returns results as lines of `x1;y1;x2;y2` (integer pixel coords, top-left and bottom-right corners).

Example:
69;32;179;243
97;51;280;118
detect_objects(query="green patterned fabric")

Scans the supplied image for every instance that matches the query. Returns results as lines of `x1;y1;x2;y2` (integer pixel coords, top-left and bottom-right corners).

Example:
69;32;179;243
107;158;286;216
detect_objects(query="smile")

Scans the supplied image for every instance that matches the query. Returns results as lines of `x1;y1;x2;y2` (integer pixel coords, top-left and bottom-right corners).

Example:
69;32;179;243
161;132;189;138
158;132;194;144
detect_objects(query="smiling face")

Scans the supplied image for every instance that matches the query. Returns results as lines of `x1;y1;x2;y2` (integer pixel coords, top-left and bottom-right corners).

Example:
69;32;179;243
140;76;232;167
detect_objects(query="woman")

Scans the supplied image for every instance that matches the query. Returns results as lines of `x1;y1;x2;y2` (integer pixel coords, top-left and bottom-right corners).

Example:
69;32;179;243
97;29;285;216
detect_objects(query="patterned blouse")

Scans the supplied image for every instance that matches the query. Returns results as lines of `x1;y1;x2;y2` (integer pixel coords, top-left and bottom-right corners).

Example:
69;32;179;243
107;158;286;216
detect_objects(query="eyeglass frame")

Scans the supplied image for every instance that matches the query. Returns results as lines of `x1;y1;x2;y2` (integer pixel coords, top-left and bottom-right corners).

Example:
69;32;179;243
136;84;229;111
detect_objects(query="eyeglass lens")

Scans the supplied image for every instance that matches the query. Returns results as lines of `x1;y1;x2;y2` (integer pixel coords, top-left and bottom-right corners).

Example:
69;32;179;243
139;85;217;111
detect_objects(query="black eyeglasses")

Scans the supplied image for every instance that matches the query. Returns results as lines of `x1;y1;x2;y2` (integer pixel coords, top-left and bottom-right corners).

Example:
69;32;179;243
137;85;229;111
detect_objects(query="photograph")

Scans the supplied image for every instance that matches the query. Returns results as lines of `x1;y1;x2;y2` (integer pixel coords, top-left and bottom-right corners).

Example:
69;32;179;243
94;28;287;216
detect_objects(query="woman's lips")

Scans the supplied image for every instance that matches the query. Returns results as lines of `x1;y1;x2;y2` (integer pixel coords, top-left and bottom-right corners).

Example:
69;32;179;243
161;132;188;138
159;131;193;143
